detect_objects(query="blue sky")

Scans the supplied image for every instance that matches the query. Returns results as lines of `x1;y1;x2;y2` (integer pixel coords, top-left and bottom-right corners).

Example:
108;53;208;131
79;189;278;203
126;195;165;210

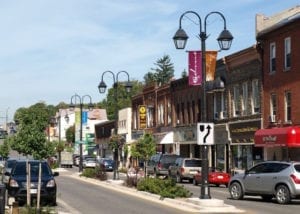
0;0;299;123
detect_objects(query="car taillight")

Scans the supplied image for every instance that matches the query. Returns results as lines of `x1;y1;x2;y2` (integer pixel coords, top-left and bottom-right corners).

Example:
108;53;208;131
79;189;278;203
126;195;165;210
9;179;19;188
290;174;300;184
46;179;56;188
157;163;162;170
180;167;184;173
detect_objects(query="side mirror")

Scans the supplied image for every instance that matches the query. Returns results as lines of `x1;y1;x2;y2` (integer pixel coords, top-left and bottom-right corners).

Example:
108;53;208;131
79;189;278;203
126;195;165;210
4;171;11;176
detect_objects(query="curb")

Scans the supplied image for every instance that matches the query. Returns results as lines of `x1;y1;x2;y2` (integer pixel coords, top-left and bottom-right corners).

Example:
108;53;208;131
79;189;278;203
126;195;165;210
65;173;245;213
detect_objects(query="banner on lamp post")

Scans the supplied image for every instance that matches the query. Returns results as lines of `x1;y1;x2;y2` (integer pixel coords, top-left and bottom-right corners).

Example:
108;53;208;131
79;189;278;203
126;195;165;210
188;51;218;85
205;51;218;81
188;51;202;86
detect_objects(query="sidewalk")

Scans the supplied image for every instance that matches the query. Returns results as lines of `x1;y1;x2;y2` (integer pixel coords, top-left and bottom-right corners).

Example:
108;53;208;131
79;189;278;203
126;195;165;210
61;170;245;213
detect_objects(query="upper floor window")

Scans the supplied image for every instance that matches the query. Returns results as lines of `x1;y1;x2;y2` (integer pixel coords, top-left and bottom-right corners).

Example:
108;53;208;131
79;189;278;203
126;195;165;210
147;106;154;128
167;101;171;125
284;37;291;70
233;85;240;117
270;93;277;122
251;79;260;114
270;42;276;73
133;109;137;129
285;91;291;122
158;103;164;125
214;92;226;119
242;82;248;115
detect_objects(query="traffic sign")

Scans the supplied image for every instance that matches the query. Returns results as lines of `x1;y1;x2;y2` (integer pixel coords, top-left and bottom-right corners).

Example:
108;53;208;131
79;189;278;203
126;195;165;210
197;123;214;145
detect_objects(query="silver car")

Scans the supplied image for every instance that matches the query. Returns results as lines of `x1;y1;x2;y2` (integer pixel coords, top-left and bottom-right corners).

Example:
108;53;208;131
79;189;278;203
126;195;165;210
229;161;300;204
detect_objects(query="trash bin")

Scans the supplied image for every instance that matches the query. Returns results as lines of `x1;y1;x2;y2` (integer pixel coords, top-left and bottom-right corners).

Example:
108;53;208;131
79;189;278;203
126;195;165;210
0;184;5;214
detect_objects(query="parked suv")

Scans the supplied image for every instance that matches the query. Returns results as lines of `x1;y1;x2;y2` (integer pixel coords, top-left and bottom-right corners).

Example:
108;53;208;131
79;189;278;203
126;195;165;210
146;154;180;177
168;158;202;183
229;161;300;204
6;160;59;205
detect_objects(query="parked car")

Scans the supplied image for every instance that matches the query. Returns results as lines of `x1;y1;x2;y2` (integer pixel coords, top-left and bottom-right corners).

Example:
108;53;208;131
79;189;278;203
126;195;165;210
83;157;97;168
228;161;300;204
147;153;180;177
97;158;115;171
193;167;231;187
2;158;18;186
168;158;202;183
6;160;59;206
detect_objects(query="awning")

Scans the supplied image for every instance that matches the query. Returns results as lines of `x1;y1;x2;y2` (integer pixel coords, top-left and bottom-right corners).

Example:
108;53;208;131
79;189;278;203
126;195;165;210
154;132;174;144
254;126;300;147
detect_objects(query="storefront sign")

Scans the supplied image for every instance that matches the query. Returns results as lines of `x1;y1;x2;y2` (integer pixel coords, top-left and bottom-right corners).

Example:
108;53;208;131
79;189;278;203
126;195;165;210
139;105;147;129
229;120;261;144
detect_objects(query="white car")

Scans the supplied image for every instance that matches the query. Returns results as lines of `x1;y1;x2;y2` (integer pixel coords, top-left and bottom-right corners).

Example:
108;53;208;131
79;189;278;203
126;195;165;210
83;158;96;168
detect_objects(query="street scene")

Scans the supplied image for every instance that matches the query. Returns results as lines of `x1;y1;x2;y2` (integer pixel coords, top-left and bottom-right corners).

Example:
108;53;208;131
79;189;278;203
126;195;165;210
1;1;300;213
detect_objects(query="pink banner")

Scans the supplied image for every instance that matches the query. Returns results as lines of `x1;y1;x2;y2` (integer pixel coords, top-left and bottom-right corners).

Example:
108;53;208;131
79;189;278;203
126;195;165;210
188;51;202;86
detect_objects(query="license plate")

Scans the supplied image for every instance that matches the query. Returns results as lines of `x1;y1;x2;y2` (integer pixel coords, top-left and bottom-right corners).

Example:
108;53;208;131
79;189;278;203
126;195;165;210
30;189;37;194
217;175;223;179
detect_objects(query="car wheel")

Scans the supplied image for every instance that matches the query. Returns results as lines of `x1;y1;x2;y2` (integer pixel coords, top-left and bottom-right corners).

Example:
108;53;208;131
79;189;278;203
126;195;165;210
176;173;182;183
229;182;244;200
275;185;291;204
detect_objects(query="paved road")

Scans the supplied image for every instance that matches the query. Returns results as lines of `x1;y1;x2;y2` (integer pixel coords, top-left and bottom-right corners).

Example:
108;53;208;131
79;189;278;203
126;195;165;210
182;181;300;214
56;170;187;214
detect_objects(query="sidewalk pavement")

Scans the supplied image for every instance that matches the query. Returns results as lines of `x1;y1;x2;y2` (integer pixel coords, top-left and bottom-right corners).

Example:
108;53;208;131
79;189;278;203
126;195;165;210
57;169;245;214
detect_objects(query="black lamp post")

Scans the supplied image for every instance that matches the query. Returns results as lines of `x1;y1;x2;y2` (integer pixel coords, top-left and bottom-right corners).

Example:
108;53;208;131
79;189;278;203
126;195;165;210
98;70;132;180
173;11;233;199
69;94;94;172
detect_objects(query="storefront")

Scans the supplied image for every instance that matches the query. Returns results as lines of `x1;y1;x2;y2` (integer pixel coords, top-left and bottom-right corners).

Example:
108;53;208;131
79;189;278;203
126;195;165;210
229;119;262;172
213;124;230;172
254;126;300;161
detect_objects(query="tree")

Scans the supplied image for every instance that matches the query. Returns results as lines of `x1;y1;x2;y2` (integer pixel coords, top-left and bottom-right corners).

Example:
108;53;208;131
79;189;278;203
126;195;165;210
130;133;156;176
144;54;175;86
0;139;10;159
9;102;56;159
98;80;143;120
66;125;75;144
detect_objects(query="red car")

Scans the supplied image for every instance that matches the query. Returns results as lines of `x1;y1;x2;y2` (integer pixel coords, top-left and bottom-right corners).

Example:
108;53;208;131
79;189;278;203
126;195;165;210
193;167;231;187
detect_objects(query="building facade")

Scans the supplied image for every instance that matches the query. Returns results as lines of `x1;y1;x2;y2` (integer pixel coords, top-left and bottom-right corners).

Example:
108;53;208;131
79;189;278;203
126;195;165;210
254;5;300;161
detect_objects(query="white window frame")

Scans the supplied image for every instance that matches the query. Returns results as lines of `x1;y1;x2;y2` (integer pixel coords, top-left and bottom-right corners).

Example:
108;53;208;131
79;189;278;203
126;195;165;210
270;42;276;73
270;93;277;122
233;85;240;117
251;79;260;114
285;91;291;122
242;82;248;115
284;37;291;70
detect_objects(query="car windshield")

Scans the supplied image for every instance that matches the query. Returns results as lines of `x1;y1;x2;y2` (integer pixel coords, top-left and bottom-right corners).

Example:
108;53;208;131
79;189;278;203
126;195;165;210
185;159;202;167
13;162;52;176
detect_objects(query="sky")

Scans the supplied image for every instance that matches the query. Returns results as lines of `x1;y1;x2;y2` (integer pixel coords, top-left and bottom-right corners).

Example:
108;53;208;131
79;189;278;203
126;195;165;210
0;0;299;123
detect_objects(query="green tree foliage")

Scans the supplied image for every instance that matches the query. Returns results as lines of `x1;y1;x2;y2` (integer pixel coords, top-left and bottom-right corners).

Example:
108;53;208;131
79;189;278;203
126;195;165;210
0;139;11;159
66;125;75;143
9;102;56;159
144;55;175;86
98;80;143;120
130;133;156;173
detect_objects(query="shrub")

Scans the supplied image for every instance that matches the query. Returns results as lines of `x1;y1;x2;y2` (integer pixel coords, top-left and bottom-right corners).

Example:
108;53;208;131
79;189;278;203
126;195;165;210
80;166;107;181
137;178;192;199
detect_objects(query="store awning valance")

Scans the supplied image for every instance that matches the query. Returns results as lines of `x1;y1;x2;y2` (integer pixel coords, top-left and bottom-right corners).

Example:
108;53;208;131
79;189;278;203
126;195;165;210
254;126;300;147
154;132;174;144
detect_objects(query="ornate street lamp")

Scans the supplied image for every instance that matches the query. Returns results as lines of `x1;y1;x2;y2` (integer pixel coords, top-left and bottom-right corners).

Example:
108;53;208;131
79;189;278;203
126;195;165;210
69;94;94;172
98;70;132;180
173;11;233;199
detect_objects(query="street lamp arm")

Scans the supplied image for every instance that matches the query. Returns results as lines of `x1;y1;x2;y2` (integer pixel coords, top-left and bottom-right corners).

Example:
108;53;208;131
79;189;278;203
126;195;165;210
116;70;130;83
204;11;228;33
101;70;116;84
70;94;82;106
179;11;202;34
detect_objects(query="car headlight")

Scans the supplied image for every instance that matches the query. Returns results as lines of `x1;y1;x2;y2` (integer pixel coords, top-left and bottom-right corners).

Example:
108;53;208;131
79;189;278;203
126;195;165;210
46;179;56;188
9;179;19;188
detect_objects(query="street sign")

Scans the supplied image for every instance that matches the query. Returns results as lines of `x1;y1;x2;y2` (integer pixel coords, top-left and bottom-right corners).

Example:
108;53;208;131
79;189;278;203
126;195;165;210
197;123;214;145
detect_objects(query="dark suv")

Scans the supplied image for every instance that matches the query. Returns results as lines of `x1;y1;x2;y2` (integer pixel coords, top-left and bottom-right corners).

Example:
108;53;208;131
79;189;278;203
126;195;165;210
6;160;59;205
147;154;180;177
